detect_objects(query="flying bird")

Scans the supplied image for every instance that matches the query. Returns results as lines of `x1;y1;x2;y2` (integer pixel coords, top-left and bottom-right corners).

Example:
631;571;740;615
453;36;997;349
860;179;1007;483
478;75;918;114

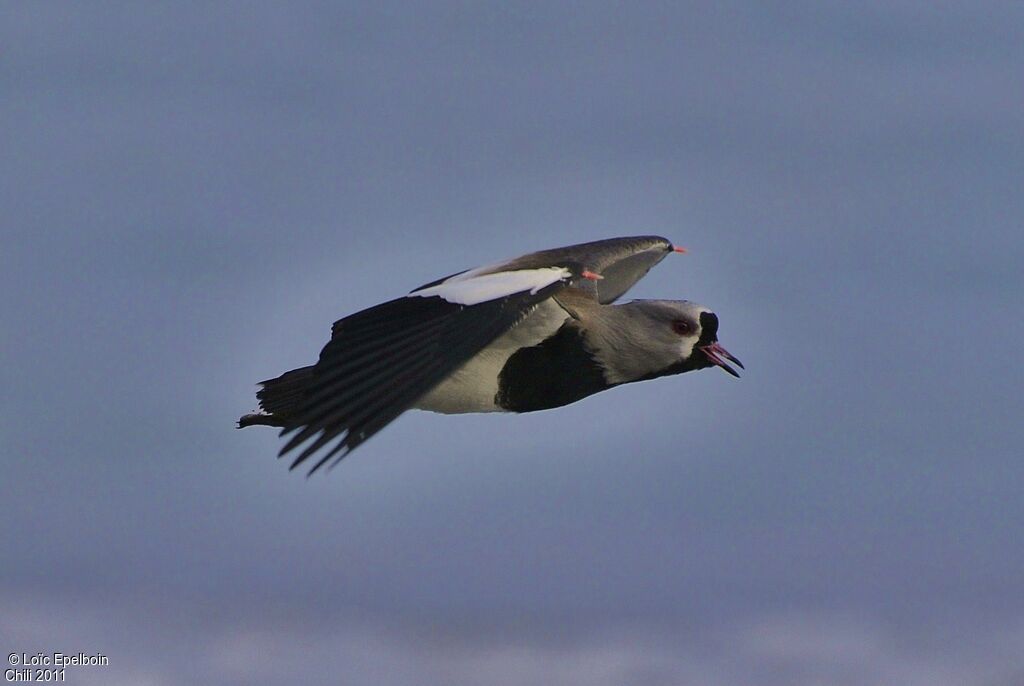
239;236;742;473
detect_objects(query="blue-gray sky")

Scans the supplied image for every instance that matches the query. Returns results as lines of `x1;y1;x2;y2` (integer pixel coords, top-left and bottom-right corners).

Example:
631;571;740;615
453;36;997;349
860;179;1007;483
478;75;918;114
2;3;1023;685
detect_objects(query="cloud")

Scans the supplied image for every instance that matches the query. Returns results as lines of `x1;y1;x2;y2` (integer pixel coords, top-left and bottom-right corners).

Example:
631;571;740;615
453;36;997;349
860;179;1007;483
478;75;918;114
4;591;1023;686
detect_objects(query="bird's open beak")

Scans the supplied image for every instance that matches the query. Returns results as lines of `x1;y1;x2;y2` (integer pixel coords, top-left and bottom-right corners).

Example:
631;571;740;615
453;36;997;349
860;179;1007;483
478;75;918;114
700;341;744;378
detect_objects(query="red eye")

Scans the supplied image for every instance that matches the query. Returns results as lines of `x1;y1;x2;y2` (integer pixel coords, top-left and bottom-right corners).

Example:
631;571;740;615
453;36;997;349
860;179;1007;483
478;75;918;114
672;320;694;336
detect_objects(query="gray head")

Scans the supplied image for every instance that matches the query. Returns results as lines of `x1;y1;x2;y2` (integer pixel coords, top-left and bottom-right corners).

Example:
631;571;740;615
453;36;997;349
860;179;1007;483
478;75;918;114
585;299;743;385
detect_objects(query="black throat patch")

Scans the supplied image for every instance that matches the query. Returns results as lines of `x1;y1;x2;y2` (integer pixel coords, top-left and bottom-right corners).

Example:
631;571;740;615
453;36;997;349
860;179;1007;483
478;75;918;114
495;322;610;413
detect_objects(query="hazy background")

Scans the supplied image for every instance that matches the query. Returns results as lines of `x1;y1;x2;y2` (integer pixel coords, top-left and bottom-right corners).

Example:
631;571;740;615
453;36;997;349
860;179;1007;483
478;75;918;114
3;3;1022;685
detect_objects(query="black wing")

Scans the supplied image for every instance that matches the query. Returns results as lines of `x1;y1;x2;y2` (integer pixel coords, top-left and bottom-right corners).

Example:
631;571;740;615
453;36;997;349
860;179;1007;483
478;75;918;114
277;281;569;474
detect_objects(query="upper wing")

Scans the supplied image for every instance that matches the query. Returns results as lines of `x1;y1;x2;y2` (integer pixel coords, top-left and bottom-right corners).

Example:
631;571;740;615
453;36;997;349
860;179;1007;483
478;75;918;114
493;235;678;303
278;265;582;473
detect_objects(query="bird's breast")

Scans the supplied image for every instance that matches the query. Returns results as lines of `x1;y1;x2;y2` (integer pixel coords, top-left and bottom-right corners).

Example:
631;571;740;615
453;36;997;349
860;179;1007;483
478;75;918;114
412;300;570;414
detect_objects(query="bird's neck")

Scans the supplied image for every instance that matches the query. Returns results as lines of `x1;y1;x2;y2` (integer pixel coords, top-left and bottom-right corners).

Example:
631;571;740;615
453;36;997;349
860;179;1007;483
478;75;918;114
580;304;681;385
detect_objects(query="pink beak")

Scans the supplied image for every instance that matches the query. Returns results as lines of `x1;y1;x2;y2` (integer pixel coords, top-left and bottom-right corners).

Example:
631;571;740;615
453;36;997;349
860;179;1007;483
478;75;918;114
699;341;744;378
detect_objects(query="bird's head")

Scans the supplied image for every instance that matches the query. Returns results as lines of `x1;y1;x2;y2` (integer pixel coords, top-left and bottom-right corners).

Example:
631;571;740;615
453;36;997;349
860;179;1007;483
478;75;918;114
591;300;743;383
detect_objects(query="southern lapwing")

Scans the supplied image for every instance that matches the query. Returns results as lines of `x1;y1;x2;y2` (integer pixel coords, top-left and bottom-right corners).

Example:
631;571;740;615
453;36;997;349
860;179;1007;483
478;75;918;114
239;236;742;473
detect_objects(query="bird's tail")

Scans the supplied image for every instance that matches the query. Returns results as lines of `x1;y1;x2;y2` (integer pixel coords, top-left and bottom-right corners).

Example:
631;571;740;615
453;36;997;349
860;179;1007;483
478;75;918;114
237;365;315;429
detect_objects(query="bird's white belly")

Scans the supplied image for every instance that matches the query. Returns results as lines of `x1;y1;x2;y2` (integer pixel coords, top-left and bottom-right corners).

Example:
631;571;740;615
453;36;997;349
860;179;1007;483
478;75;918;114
413;300;569;414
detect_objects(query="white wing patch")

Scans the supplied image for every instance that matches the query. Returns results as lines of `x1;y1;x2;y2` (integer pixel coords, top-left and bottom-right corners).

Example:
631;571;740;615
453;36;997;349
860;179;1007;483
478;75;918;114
409;266;572;306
